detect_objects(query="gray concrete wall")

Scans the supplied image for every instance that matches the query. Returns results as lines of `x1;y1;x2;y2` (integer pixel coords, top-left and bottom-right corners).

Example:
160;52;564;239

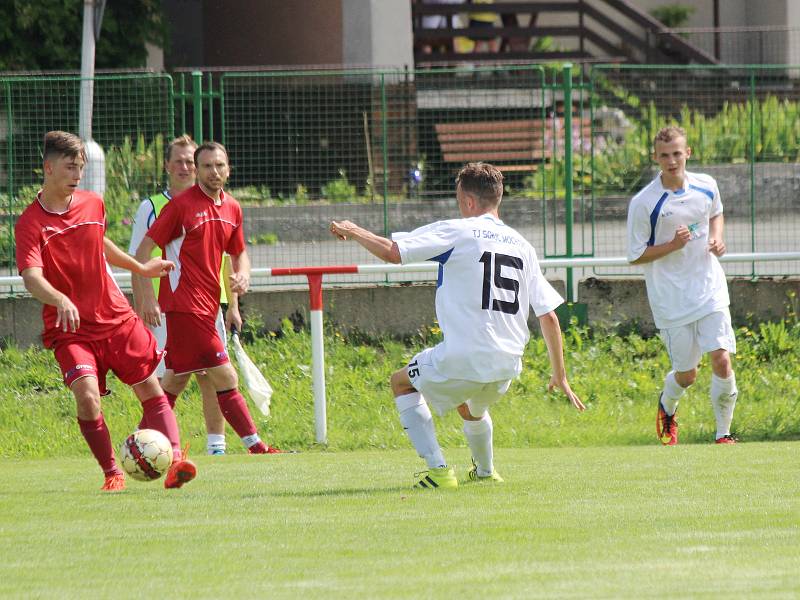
3;278;798;348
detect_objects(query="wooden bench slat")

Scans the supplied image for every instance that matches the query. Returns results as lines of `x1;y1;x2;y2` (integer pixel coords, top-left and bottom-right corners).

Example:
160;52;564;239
434;117;590;134
496;164;540;172
441;139;546;152
435;117;587;170
438;130;546;143
443;150;552;162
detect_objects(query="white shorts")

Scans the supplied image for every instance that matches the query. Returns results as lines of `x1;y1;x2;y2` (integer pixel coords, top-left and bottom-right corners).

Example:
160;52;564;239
150;308;227;378
407;347;512;417
659;308;736;372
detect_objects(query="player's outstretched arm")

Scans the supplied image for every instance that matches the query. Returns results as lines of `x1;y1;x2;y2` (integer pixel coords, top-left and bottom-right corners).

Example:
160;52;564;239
105;237;174;278
329;220;401;264
21;267;80;332
538;310;585;411
229;250;251;295
132;235;165;327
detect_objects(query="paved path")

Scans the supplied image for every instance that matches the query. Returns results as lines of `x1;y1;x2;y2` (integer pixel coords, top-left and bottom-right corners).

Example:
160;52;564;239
247;213;800;290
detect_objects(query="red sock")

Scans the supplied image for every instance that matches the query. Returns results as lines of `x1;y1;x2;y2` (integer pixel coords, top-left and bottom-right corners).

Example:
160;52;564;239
140;392;177;433
78;414;120;475
217;389;257;439
141;395;182;457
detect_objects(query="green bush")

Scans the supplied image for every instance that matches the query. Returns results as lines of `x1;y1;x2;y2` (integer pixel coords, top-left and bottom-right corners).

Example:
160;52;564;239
650;3;695;28
321;170;357;203
523;94;800;199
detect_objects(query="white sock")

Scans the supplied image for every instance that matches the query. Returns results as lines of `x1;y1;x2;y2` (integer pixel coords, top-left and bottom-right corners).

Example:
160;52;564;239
660;371;686;416
207;433;226;454
241;433;261;448
711;372;738;439
395;392;446;469
463;412;493;476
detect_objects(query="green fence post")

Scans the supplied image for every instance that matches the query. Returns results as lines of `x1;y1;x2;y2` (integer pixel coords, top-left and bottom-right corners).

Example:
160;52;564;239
563;64;574;302
4;80;14;277
220;75;226;146
749;67;756;278
192;70;203;143
206;72;217;141
380;72;389;237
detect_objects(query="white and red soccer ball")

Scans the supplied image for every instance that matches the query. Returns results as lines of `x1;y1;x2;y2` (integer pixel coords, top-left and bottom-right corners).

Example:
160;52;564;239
119;429;173;482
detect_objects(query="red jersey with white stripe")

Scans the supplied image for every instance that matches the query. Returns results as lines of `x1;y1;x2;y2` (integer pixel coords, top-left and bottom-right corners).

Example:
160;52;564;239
146;184;245;317
15;190;134;348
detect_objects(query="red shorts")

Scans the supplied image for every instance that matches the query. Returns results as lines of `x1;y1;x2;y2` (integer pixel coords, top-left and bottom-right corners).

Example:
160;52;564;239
53;316;162;394
164;312;230;375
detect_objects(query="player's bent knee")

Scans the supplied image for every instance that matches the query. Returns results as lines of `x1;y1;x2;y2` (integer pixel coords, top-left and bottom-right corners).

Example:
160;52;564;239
709;350;732;375
390;368;415;396
457;403;483;421
71;381;102;419
160;371;191;396
207;363;238;391
675;369;697;387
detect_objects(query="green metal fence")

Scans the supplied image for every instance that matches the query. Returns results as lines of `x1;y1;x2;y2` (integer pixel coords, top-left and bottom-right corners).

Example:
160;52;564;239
2;65;799;290
0;73;174;280
590;64;800;278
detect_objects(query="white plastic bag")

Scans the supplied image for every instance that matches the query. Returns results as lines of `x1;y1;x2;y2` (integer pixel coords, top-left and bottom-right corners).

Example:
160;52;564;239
230;331;272;416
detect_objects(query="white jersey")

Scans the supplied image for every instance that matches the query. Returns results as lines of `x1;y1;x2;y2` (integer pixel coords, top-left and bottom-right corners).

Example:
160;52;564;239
393;214;563;382
128;191;169;255
627;171;729;329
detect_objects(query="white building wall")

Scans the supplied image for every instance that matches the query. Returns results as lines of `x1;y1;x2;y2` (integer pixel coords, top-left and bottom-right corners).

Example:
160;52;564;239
342;0;413;69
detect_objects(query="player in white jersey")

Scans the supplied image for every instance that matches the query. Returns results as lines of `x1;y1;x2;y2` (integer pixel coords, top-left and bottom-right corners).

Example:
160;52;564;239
627;126;738;446
330;162;584;489
129;135;240;455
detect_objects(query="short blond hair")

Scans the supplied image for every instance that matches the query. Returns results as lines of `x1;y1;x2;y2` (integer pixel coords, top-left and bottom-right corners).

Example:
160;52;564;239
165;134;197;162
653;125;687;149
455;162;504;208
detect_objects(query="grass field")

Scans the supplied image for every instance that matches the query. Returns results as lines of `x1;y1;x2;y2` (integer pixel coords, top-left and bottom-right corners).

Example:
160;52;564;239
2;443;799;599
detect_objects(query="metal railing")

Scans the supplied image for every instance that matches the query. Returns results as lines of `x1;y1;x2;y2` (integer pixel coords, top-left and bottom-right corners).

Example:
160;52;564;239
3;63;800;297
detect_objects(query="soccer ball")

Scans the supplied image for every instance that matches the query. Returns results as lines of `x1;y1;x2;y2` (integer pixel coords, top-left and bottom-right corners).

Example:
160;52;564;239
119;429;174;482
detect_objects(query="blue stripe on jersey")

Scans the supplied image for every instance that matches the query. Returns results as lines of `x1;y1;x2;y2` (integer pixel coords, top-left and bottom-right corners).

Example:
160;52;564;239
689;183;714;201
146;207;157;228
647;192;670;247
429;248;454;289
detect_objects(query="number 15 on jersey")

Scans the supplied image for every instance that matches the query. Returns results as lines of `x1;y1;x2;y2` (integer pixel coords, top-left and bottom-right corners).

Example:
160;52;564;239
479;251;523;315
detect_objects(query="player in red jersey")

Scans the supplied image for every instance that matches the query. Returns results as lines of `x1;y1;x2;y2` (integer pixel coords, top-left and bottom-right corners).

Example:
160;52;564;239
15;131;197;491
135;141;282;454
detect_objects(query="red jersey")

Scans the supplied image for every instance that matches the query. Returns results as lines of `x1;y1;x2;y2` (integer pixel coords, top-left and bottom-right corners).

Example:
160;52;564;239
15;190;135;348
146;184;245;317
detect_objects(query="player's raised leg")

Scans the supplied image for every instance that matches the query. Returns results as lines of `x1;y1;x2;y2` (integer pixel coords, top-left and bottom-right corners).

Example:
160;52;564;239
131;374;197;489
391;366;456;490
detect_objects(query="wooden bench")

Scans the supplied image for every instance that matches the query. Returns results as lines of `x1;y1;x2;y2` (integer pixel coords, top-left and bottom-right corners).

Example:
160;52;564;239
434;117;591;172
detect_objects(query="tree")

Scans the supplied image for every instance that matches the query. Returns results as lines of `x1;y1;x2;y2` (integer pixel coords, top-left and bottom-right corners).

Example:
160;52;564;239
0;0;167;71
